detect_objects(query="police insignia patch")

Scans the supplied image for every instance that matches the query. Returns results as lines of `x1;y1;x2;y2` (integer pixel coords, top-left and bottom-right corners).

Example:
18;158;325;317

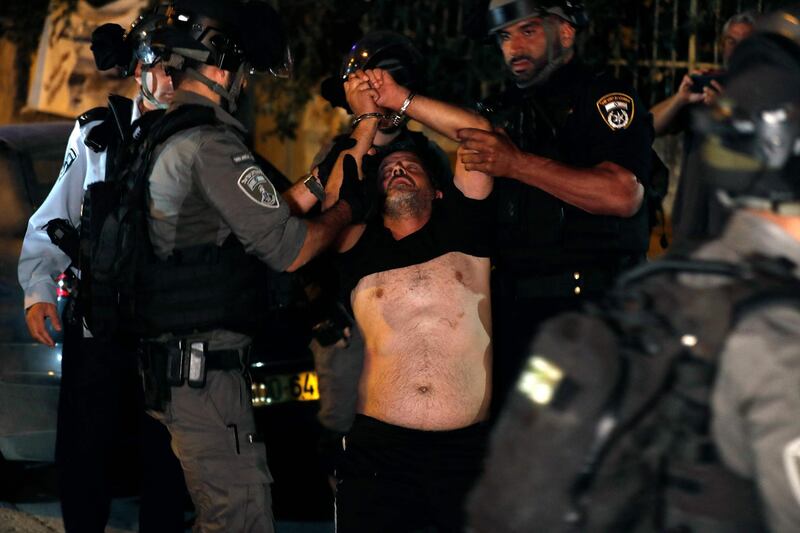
596;93;635;130
57;148;77;181
237;166;280;208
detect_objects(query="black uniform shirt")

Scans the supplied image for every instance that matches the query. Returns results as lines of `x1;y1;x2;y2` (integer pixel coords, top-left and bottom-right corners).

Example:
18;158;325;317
483;60;654;272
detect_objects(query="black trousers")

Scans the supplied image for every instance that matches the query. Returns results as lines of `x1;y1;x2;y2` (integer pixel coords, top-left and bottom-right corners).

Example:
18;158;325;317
56;320;187;533
335;415;488;533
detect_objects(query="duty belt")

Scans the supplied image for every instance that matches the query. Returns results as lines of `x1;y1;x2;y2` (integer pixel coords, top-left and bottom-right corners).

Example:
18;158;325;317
140;340;248;370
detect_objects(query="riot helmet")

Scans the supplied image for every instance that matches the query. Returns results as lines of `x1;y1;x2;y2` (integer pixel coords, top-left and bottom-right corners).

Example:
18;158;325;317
339;31;422;88
143;0;291;111
487;0;589;35
91;5;170;76
321;31;423;122
90;5;173;109
693;19;800;214
487;0;588;88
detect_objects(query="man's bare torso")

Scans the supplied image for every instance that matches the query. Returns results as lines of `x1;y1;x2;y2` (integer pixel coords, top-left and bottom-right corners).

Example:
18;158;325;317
351;251;492;430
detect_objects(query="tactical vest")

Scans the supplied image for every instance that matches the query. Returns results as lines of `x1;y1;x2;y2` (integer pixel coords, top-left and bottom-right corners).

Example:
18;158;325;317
82;103;277;339
469;254;800;532
480;64;651;275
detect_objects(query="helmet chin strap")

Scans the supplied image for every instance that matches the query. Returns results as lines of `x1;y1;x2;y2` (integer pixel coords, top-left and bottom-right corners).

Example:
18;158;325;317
140;65;170;110
184;63;248;113
515;18;569;89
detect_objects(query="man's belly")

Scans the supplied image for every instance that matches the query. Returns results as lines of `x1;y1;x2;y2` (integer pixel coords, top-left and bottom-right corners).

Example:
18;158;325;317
352;252;492;430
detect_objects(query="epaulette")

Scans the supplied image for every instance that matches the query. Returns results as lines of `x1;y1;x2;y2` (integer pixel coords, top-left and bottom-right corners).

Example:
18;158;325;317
77;106;109;127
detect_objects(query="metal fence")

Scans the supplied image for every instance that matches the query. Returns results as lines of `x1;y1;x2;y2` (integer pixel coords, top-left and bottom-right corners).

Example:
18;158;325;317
597;0;777;106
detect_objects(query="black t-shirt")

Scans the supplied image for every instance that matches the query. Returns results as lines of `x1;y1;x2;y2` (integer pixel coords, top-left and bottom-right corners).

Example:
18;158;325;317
338;183;494;299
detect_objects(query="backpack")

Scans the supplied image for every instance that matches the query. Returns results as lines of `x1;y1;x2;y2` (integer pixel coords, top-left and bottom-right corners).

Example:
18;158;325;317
468;254;800;533
79;104;219;339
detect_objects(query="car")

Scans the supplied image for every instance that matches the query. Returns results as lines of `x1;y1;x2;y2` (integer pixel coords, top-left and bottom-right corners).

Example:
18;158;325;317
0;121;333;519
0;121;73;464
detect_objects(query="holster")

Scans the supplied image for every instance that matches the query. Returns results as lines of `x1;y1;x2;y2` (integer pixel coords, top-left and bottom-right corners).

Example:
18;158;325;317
139;343;172;412
138;340;247;411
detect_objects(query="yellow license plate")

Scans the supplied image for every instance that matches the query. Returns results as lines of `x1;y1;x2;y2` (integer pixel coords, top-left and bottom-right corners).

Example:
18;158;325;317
251;371;319;406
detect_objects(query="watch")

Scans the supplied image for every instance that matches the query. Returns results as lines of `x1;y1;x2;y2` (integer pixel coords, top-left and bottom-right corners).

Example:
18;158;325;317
303;174;325;202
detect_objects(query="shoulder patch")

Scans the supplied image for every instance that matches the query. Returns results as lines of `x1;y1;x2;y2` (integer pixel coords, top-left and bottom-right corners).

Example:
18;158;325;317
231;152;255;165
77;106;108;126
237;166;280;208
57;148;78;181
596;93;635;131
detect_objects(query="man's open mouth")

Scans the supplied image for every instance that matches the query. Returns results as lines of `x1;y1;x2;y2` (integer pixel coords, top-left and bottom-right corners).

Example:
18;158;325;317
386;175;414;189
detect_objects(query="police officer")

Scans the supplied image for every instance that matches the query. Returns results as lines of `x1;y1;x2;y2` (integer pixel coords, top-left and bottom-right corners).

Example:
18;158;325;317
468;8;800;532
687;13;800;531
17;9;187;533
126;1;364;530
458;0;654;411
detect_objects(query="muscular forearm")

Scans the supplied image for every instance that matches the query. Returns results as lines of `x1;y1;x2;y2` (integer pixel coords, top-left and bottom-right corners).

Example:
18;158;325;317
402;93;491;141
510;154;644;217
286;201;352;272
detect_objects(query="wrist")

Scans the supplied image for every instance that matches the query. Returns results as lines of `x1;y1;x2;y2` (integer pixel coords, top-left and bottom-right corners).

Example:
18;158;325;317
303;174;325;202
388;90;416;127
388;89;410;112
352;112;383;129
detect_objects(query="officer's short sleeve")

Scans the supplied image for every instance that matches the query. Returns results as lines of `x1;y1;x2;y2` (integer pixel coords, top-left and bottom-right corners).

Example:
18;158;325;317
192;131;307;272
578;79;653;185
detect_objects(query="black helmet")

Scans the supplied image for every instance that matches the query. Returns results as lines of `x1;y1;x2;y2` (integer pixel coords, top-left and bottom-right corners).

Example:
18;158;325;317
90;5;170;77
693;28;800;212
339;31;422;88
486;0;589;34
321;31;422;112
146;0;291;76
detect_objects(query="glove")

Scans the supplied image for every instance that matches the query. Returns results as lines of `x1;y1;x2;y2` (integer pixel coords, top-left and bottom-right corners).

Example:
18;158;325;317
316;137;357;185
338;154;371;223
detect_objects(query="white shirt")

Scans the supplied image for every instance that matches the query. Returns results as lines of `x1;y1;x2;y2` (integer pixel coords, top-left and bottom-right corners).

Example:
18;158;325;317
17;98;142;309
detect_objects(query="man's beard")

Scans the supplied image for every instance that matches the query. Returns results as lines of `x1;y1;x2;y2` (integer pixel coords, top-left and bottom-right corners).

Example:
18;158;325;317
510;22;568;88
383;187;435;219
508;53;549;85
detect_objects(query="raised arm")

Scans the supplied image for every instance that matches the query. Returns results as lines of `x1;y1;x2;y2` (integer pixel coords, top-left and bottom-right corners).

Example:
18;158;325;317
362;68;492;200
651;73;706;136
363;68;490;142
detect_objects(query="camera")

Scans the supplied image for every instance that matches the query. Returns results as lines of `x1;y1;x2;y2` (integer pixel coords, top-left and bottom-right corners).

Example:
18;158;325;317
689;71;726;93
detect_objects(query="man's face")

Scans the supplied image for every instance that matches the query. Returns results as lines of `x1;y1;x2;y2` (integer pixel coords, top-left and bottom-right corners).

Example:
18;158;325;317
722;22;754;63
378;151;439;215
136;62;175;109
496;17;550;83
